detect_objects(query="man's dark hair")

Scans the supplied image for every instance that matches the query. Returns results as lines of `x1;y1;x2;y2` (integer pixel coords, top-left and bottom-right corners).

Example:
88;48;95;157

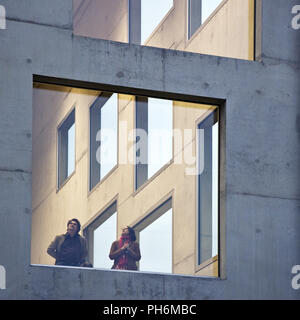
127;226;136;242
67;218;81;233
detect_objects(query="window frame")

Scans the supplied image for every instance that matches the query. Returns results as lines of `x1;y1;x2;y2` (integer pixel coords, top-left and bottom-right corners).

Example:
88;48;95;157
134;95;174;191
187;0;202;40
89;92;119;192
133;196;173;273
57;107;76;190
83;201;118;267
195;107;220;274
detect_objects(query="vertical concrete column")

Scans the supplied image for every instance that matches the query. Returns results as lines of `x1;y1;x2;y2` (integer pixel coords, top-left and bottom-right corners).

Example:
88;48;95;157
129;0;141;44
255;0;300;63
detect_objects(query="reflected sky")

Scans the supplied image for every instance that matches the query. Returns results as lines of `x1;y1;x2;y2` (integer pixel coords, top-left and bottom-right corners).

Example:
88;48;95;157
202;0;222;23
141;0;173;44
93;212;117;269
148;98;173;179
139;208;172;273
100;93;118;178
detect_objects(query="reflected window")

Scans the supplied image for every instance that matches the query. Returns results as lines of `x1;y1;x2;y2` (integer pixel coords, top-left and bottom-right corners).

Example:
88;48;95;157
202;0;222;23
84;202;117;269
135;96;173;190
90;93;118;190
188;0;223;39
135;198;172;273
141;0;173;44
57;109;75;188
197;109;219;266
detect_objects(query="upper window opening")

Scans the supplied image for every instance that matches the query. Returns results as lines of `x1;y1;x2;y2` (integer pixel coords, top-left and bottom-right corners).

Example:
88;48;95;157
72;0;254;61
141;0;174;44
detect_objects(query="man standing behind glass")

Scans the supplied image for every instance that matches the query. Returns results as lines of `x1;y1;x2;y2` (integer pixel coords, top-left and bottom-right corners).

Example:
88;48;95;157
47;218;88;267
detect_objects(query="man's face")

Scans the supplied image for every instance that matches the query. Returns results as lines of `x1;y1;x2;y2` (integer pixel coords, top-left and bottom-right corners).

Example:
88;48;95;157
67;220;78;236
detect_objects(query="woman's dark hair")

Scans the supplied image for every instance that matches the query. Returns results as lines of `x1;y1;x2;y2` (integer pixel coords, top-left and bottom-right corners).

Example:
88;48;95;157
67;218;81;233
127;226;136;242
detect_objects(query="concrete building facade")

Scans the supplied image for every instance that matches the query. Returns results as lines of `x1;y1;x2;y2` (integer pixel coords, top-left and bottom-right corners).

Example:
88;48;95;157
0;0;299;299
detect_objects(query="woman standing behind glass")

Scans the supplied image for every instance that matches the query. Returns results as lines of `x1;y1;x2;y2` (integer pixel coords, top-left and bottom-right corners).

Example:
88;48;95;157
109;226;141;270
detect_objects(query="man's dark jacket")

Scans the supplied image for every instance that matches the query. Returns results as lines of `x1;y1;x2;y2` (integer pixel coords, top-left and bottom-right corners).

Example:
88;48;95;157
47;233;88;266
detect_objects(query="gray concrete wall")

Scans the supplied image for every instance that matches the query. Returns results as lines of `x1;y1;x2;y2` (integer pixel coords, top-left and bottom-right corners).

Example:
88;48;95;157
0;0;299;299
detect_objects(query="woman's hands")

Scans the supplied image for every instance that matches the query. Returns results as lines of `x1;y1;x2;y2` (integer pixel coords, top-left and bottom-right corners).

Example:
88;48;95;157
121;243;130;251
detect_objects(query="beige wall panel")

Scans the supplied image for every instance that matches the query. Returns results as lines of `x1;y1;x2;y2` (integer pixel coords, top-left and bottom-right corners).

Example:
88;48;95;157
196;259;219;277
32;85;99;264
185;0;250;59
173;252;194;275
73;0;128;42
144;0;185;49
119;164;175;234
146;0;251;60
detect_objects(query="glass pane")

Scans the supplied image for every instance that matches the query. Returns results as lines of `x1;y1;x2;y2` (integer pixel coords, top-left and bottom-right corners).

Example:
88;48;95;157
201;0;222;23
141;0;173;44
148;98;173;179
212;121;219;257
93;212;117;269
135;96;173;189
100;93;118;179
67;123;75;177
198;110;219;265
139;208;172;273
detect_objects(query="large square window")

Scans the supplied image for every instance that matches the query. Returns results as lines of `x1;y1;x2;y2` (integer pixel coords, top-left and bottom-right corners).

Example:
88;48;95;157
32;80;222;277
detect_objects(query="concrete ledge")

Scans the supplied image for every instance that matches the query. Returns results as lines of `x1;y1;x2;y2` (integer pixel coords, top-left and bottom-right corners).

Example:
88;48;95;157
28;264;224;300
